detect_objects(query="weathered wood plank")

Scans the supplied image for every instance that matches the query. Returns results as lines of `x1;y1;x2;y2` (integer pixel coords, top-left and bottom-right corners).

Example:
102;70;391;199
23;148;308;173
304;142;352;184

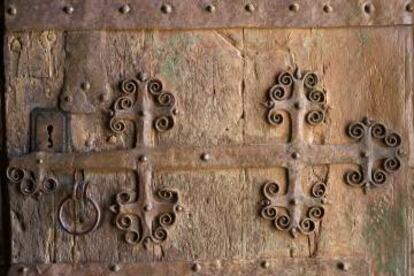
3;26;412;276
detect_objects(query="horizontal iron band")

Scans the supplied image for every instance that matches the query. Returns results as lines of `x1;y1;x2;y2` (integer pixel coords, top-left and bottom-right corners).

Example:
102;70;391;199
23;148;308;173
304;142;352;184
9;257;369;275
8;143;362;172
5;0;414;31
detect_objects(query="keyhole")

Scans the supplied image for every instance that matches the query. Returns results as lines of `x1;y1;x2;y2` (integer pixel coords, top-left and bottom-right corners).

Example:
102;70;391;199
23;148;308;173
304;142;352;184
47;125;54;148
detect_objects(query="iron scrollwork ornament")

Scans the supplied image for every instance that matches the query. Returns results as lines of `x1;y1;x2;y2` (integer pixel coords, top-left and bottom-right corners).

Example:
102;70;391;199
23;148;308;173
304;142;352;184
6;167;58;197
110;187;181;248
266;67;327;126
260;181;327;237
259;66;404;238
109;73;178;135
345;117;402;191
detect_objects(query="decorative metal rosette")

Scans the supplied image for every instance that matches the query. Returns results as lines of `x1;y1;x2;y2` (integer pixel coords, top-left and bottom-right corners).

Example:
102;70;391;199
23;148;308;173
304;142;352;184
345;117;402;191
109;73;177;135
259;181;327;238
6;167;59;197
266;67;327;126
110;188;181;248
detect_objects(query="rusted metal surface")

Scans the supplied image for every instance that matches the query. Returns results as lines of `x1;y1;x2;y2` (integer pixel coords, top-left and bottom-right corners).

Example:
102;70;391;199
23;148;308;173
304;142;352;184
58;170;101;236
4;0;414;31
7;257;370;275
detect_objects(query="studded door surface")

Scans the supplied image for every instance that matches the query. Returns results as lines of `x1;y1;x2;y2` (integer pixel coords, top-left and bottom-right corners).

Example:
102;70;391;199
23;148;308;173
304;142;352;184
3;1;414;275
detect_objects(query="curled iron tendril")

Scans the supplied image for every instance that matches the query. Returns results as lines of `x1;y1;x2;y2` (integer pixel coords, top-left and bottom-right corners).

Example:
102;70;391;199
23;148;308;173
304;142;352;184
306;110;325;125
148;79;163;96
7;167;58;196
121;79;139;95
311;182;327;198
269;85;286;101
278;71;294;86
154;116;175;132
267;111;283;125
304;72;319;89
308;89;325;103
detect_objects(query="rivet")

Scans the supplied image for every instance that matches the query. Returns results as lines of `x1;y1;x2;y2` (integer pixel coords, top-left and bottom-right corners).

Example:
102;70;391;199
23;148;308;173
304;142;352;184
139;155;148;162
110;264;120;272
47;32;57;42
321;198;328;204
261;261;270;269
289;3;299;12
119;4;131;14
7;6;17;16
19;266;29;273
363;3;374;14
291;152;300;160
206;4;216;13
172;109;179;115
176;205;184;212
406;3;413;12
191;263;201;272
144;204;152;212
360;151;369;158
323;4;333;13
99;93;109;102
201;153;211;161
290;198;299;205
161;3;173;14
81;81;91;91
137;72;149;82
245;3;255;12
37;159;44;164
63;5;75;14
64;95;72;103
337;261;350;271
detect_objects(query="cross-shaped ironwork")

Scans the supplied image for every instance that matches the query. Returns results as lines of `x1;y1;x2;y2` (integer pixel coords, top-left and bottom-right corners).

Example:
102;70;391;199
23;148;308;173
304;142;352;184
261;67;402;237
7;67;402;244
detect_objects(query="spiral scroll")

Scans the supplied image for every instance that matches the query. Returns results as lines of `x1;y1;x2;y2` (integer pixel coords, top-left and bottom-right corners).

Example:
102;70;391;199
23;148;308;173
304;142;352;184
259;180;327;237
108;74;178;137
345;118;403;190
7;167;59;197
110;188;180;247
266;67;327;127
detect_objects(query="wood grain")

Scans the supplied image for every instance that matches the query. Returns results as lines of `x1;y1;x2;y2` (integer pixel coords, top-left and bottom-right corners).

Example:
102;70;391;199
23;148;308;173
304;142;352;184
3;26;413;275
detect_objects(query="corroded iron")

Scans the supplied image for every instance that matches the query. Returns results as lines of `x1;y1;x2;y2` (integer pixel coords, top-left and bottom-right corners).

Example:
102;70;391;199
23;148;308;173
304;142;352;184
58;170;101;236
259;67;403;237
6;167;58;197
109;172;180;247
7;257;370;275
266;67;327;127
109;74;177;141
345;118;402;190
31;109;69;153
260;181;326;237
5;0;414;31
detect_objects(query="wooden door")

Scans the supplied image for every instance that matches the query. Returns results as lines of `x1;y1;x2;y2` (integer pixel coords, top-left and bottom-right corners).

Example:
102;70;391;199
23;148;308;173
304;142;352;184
2;0;414;275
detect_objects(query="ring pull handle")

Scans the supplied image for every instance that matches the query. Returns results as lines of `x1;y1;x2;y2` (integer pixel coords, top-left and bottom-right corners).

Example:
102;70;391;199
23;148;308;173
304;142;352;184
58;170;101;236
